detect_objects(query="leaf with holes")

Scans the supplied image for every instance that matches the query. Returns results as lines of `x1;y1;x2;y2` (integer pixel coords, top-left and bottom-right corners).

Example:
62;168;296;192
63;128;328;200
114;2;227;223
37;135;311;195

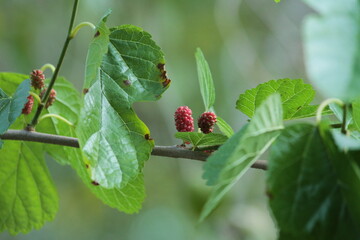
200;94;283;221
236;79;331;120
175;132;228;149
34;76;145;214
77;14;170;189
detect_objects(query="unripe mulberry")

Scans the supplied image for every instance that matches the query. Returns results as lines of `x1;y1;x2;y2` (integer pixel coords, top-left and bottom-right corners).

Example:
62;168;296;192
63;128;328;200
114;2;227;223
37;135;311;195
40;88;57;108
22;95;34;115
174;106;194;132
198;112;217;134
30;69;45;90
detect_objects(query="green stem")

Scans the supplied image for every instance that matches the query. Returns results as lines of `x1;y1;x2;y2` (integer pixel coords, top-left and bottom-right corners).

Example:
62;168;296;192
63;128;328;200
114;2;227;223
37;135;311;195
28;0;79;129
341;104;348;134
40;63;56;73
69;21;96;39
29;92;41;104
38;113;74;127
316;98;344;124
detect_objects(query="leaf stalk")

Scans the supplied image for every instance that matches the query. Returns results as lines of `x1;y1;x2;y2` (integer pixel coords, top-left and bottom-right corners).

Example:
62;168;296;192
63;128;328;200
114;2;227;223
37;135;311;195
316;98;344;124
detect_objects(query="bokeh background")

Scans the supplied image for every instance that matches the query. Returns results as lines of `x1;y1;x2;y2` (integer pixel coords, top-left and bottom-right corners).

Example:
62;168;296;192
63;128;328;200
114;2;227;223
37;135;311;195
0;0;313;239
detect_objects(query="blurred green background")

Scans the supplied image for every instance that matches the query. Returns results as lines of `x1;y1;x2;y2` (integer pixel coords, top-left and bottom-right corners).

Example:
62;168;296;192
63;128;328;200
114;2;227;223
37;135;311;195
0;0;312;239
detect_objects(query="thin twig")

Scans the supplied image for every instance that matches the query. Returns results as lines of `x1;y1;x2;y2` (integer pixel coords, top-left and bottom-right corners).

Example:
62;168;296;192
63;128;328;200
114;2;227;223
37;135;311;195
29;0;79;128
0;130;267;170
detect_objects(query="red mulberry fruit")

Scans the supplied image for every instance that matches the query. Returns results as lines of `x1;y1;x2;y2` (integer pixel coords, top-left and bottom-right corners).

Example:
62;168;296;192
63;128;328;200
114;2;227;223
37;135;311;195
30;69;45;90
198;112;217;134
174;106;194;132
40;88;57;108
22;95;34;115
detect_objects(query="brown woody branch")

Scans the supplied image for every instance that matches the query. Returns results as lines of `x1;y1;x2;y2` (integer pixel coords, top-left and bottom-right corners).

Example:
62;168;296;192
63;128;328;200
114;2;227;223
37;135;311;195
0;130;267;170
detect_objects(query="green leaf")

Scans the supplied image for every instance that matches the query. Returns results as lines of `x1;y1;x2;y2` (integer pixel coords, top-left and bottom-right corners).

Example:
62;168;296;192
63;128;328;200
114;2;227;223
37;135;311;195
302;0;360;100
353;98;360;132
321;126;360;227
36;77;81;165
0;79;30;134
0;72;28;95
195;48;216;111
331;130;360;151
236;79;330;120
174;132;228;149
216;116;234;137
200;94;283;221
202;124;249;186
0;138;58;234
36;78;145;213
70;152;146;214
84;10;111;89
77;15;169;189
267;123;360;239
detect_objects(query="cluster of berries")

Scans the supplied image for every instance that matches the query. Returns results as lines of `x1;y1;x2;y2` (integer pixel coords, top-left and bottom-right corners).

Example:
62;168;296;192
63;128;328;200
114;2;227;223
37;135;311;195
174;106;217;134
22;69;57;115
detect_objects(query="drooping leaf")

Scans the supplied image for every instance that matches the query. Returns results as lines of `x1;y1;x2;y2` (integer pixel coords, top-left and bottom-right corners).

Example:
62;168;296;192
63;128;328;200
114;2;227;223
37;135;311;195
77;14;170;188
195;48;215;111
302;0;360;101
200;94;283;221
216;116;234;137
174;132;228;149
202;124;249;186
0;132;58;234
36;78;145;214
0;79;30;134
236;78;331;120
267;123;360;239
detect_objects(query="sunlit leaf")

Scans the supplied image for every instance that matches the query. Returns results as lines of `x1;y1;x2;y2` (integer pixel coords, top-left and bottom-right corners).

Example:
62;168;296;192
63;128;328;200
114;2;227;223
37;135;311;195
33;77;80;165
36;78;146;214
77;14;169;188
236;79;330;120
0;72;28;95
0;121;58;234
